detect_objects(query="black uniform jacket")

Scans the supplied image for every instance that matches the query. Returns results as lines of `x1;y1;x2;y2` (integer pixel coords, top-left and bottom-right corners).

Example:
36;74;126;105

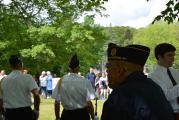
101;72;174;120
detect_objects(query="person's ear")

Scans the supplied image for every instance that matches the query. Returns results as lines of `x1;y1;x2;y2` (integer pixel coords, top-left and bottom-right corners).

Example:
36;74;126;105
158;55;163;60
115;66;127;86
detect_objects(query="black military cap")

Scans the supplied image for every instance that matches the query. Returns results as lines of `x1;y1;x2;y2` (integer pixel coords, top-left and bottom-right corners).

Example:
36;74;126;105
9;54;22;66
107;43;150;66
69;54;79;69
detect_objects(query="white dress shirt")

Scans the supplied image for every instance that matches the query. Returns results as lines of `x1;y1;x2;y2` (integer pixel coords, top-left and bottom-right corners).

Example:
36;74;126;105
52;73;96;110
148;64;179;113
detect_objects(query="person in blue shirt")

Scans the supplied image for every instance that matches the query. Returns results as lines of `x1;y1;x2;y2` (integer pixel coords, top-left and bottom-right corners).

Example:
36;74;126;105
47;71;53;98
87;67;96;89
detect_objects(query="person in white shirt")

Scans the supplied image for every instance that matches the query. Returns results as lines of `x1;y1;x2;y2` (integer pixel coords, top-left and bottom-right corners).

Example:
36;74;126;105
0;54;40;120
52;54;96;120
99;72;108;100
148;43;179;119
39;71;47;99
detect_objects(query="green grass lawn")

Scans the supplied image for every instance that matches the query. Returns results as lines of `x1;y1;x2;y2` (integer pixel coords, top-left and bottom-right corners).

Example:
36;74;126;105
39;98;105;120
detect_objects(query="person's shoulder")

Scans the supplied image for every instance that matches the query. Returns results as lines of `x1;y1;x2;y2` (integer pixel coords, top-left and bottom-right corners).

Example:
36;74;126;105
63;74;69;78
147;72;154;78
82;77;91;84
22;73;33;79
61;74;70;80
170;67;179;79
76;75;86;81
148;67;160;79
77;74;85;78
170;67;179;73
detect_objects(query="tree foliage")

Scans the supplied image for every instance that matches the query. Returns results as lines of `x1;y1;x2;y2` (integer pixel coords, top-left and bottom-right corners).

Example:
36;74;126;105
133;22;179;70
152;0;179;24
104;26;135;46
0;0;178;76
0;0;108;75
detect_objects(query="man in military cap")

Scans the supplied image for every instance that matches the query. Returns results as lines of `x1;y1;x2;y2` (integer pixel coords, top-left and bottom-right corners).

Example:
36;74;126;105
101;43;174;120
52;54;96;120
0;54;40;120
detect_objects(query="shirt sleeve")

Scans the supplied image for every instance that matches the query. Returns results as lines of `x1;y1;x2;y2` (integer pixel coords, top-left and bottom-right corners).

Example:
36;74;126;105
52;79;61;101
86;79;96;101
171;68;179;83
27;75;39;91
0;79;3;99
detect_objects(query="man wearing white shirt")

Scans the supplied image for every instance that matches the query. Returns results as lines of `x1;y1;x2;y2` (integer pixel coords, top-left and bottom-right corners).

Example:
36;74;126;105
39;71;47;99
0;54;40;120
148;43;179;119
52;54;96;120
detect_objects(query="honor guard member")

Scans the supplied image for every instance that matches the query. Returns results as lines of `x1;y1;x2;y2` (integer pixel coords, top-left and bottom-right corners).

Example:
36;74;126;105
0;54;40;120
52;54;96;120
148;43;179;119
101;43;174;120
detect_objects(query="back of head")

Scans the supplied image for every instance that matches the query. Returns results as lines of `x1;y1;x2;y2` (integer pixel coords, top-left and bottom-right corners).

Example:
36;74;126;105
9;54;22;68
41;71;46;75
89;67;93;73
0;70;5;75
47;71;51;75
155;43;176;60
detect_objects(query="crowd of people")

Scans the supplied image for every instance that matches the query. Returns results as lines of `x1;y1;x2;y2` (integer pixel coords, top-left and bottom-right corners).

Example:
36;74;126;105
39;71;53;99
0;42;179;120
87;69;112;100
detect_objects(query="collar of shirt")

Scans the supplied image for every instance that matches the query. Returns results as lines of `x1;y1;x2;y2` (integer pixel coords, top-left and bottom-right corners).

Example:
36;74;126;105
68;73;79;77
156;64;168;74
12;70;22;74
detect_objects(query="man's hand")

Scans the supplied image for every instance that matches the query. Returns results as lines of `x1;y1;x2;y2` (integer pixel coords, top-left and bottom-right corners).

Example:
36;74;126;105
33;109;39;120
94;115;99;120
55;100;60;120
86;101;94;120
0;113;4;120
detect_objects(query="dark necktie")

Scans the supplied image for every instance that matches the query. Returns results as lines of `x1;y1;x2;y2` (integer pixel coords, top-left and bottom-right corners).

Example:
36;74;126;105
167;68;179;104
167;68;177;85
